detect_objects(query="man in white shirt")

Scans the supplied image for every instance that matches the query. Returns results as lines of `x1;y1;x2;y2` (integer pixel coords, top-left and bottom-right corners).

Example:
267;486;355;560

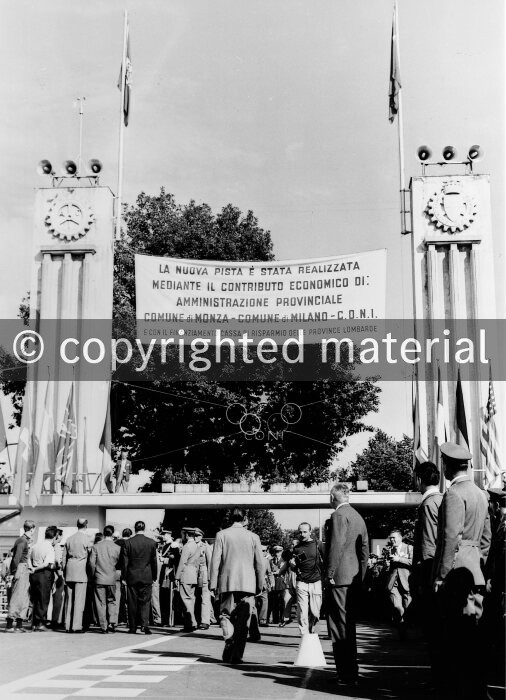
30;526;57;631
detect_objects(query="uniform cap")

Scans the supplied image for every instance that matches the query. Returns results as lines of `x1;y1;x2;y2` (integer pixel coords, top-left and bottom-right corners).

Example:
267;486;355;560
272;545;283;552
487;488;506;506
194;528;204;537
182;527;196;535
440;442;472;461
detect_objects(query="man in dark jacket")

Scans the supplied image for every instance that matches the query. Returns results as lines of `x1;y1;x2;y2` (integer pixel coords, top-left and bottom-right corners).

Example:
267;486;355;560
325;482;369;686
89;525;121;633
122;521;157;634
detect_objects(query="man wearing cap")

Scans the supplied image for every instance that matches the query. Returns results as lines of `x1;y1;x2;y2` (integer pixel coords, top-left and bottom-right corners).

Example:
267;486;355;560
175;528;200;632
209;508;264;664
433;442;491;700
194;528;212;630
63;518;91;632
268;545;285;624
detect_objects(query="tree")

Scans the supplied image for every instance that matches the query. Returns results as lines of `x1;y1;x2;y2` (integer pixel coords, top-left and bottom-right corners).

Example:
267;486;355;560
161;508;283;545
347;430;417;541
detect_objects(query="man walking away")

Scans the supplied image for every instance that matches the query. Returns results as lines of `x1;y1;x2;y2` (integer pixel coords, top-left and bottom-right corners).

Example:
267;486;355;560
5;520;36;633
293;522;324;635
123;521;157;634
63;518;91;633
89;525;121;633
433;443;491;700
325;483;369;686
385;530;412;638
50;529;65;629
209;508;264;664
195;528;213;630
115;527;132;625
175;527;200;632
30;526;57;631
412;461;444;687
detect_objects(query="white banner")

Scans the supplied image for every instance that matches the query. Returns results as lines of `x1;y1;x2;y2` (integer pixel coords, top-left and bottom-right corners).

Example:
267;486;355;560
135;250;387;324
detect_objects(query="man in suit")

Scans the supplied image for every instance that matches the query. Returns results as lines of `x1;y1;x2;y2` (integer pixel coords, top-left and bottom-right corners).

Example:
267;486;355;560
194;528;213;630
325;482;369;686
433;442;491;700
63;518;91;632
5;519;36;632
175;527;201;632
209;508;264;664
385;530;413;637
412;460;444;686
122;521;157;634
114;527;132;625
113;450;131;493
50;529;65;629
89;525;121;633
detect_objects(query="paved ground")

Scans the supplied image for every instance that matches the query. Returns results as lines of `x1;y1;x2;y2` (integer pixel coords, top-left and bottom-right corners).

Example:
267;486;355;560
0;620;504;699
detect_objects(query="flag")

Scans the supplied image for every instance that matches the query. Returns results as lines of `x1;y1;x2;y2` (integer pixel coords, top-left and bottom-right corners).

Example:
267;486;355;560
433;366;448;490
388;4;401;123
99;390;112;492
0;394;7;451
412;379;427;468
55;383;77;500
12;384;34;506
28;381;55;507
117;18;132;126
455;369;470;448
480;367;502;488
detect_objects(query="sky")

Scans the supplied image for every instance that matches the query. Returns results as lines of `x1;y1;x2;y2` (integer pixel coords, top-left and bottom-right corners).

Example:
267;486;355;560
0;0;504;494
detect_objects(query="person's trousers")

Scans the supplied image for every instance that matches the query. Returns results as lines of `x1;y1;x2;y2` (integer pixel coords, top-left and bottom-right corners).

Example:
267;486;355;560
282;588;296;621
127;582;152;630
64;581;87;631
179;582;197;628
389;581;411;625
220;592;254;663
94;584;118;631
118;581;128;624
268;590;283;623
196;582;212;625
255;590;268;622
30;570;53;627
7;563;31;622
420;587;445;686
327;584;359;682
296;580;322;634
151;581;161;625
51;575;65;625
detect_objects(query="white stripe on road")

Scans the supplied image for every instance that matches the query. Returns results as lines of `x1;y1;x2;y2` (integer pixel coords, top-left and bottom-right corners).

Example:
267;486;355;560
106;674;167;683
25;680;97;689
73;689;145;697
134;664;185;672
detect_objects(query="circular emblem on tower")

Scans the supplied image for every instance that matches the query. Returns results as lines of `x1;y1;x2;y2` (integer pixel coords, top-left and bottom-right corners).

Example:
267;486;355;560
426;180;477;233
45;191;94;241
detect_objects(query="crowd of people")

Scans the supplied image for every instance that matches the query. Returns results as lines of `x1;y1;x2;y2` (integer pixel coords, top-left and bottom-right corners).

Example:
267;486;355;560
0;441;504;700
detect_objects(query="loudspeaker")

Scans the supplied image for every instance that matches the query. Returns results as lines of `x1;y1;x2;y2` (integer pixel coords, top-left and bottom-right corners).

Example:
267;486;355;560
442;146;457;161
468;145;482;161
88;159;102;174
37;159;53;175
417;145;432;162
62;160;77;175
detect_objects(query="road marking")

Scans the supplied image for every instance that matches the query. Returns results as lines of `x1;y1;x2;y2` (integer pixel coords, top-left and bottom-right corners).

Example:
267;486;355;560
26;680;97;689
73;690;145;697
134;664;185;672
107;674;167;683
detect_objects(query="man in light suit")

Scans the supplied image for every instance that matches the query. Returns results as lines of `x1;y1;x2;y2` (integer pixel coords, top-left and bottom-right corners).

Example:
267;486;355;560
325;482;369;686
175;527;201;632
412;460;444;686
123;520;157;634
113;449;131;493
194;528;213;630
209;508;264;664
433;442;491;700
63;518;91;632
89;525;121;633
385;529;413;637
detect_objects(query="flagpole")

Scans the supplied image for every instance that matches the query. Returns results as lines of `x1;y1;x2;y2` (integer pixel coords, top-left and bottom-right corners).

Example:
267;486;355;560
116;10;128;241
394;0;407;235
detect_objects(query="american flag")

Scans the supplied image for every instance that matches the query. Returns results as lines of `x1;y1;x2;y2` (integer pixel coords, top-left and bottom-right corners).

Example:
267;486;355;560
55;383;77;500
480;368;502;488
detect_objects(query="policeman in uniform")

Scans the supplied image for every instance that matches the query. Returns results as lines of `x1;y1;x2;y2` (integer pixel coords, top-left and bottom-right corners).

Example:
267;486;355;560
175;527;200;632
433;443;491;700
194;528;212;630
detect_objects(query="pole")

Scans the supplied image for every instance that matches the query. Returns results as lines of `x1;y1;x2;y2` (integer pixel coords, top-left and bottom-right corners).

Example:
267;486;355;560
116;10;128;241
394;0;407;234
76;97;85;174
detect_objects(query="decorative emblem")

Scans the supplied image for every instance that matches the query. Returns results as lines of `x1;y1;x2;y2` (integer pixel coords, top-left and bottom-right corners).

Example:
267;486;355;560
45;191;94;241
426;180;477;233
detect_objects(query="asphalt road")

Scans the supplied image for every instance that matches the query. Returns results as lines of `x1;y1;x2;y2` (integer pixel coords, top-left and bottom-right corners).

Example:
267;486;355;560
0;620;503;700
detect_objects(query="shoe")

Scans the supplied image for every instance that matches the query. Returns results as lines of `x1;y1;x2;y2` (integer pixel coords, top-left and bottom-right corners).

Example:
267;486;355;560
100;628;108;634
230;657;243;665
31;625;43;632
220;618;234;640
128;628;137;634
248;634;261;642
222;639;234;663
198;624;210;630
5;627;14;633
143;626;152;635
259;620;268;627
15;627;27;633
278;620;288;627
108;625;116;633
183;625;197;633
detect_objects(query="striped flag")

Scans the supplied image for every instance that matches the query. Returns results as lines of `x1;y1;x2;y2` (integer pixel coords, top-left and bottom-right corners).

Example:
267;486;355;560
55;384;77;500
388;3;401;123
28;381;55;507
99;389;113;492
455;369;470;448
412;378;427;468
12;384;34;506
480;367;502;488
433;366;448;490
117;17;132;126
